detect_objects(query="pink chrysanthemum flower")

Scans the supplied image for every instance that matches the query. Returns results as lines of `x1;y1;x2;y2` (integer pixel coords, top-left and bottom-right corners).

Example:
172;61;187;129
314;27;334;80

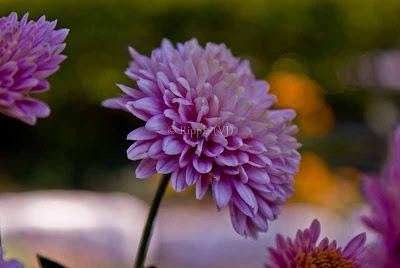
0;12;68;125
103;38;301;238
266;219;367;268
363;126;400;268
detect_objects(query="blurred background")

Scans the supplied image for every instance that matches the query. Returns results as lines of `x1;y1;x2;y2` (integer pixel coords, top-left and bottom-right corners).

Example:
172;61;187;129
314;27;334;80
1;0;400;267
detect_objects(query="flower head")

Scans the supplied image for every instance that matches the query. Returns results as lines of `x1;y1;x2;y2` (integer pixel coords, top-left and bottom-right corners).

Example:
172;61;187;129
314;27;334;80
0;12;68;125
363;126;400;268
103;38;301;238
266;219;367;268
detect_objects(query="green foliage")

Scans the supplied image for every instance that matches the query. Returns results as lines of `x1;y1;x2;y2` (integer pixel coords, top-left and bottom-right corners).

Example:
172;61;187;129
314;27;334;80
38;256;66;268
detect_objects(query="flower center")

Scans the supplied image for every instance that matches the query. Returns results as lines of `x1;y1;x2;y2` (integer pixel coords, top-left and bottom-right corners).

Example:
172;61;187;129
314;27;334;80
295;248;358;268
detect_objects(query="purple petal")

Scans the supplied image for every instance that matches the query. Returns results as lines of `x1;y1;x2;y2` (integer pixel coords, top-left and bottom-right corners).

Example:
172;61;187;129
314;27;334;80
244;165;270;184
51;28;69;44
31;80;50;93
128;46;150;69
17;98;50;118
225;136;243;150
232;179;257;208
133;97;164;115
136;159;157;178
117;84;146;99
137;79;160;97
162;135;185;155
229;204;247;236
170;168;188;192
127;140;152;161
215;151;239;167
145;114;171;135
193;156;213;174
343;232;367;258
203;143;224;157
255;196;275;220
212;179;233;209
250;214;268;232
12;78;39;91
156;157;179;174
185;163;200;185
126;101;152;121
127;127;159;141
196;175;210;200
179;145;194;168
232;194;254;217
147;139;164;159
309;219;321;244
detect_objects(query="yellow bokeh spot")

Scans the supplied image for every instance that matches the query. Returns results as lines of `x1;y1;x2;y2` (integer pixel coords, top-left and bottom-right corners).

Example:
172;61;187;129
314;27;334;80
298;104;335;136
147;173;194;195
291;152;361;210
267;72;335;136
292;151;337;206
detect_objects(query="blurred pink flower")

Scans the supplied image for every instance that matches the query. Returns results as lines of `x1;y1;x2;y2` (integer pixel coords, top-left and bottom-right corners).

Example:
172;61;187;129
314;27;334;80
266;219;367;268
103;38;301;238
0;12;68;125
363;126;400;268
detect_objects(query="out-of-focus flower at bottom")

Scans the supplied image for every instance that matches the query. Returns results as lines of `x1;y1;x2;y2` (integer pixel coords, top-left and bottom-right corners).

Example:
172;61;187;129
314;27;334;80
265;219;367;268
157;203;363;268
0;239;23;268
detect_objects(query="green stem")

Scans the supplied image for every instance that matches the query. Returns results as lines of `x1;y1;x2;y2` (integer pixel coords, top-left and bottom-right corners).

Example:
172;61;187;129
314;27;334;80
134;173;171;268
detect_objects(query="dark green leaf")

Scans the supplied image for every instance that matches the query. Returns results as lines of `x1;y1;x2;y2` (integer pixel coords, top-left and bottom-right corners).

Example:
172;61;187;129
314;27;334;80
37;255;66;268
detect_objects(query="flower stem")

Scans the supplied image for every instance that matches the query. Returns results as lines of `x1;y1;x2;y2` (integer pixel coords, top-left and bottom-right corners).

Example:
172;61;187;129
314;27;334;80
134;173;170;268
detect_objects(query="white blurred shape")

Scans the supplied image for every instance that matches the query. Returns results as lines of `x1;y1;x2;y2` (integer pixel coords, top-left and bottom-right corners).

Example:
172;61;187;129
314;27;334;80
25;200;98;230
0;191;159;268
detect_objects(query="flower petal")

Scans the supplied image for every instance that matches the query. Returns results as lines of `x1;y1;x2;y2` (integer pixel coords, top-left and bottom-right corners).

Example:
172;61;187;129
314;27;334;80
343;232;367;258
212;179;232;209
136;159;157;178
193;156;213;174
162;135;185;155
156;157;179;174
233;179;257;208
127;127;159;141
171;168;188;192
196;175;210;200
145;114;171;135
